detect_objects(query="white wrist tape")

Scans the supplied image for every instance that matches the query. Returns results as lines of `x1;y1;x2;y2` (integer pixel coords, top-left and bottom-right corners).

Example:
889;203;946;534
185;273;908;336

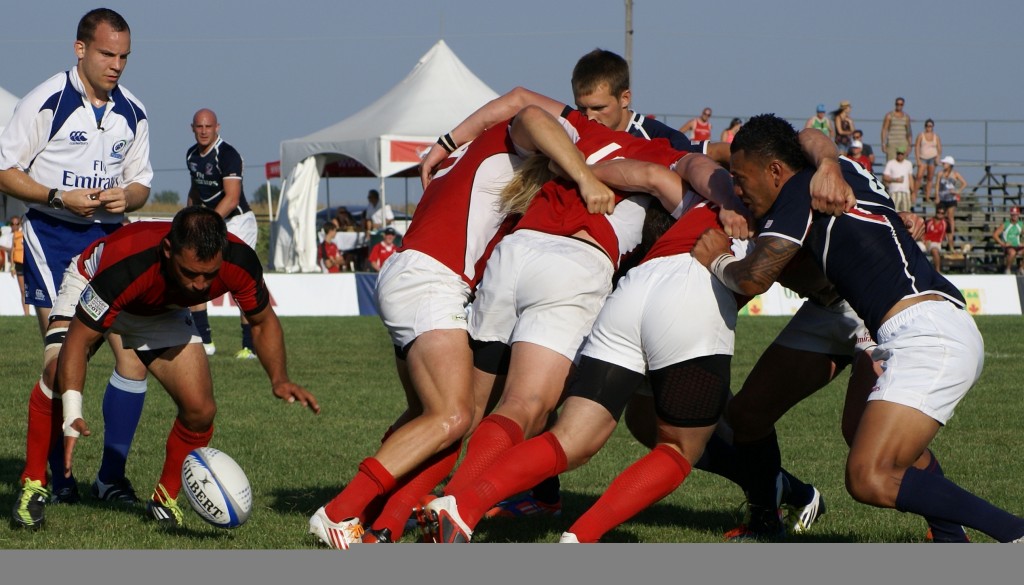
710;253;738;282
62;390;83;439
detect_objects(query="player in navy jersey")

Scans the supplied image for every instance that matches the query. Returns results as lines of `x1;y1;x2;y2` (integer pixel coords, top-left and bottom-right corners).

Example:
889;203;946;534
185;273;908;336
55;206;318;529
185;108;259;360
693;114;1024;543
2;8;154;527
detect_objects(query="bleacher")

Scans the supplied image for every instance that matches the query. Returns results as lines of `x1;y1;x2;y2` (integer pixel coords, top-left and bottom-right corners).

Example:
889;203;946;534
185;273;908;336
926;164;1024;274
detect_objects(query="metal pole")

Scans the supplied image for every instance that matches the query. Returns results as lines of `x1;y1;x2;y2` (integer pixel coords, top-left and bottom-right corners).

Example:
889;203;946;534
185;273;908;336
624;0;633;74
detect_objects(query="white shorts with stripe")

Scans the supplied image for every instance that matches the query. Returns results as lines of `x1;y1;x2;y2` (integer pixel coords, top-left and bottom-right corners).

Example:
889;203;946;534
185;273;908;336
774;299;875;357
582;254;737;373
868;300;983;424
375;249;472;350
51;260;200;350
469;230;613;362
227;211;258;248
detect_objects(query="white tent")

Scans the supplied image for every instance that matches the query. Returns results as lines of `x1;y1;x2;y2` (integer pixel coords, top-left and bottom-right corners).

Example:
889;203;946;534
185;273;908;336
271;40;499;273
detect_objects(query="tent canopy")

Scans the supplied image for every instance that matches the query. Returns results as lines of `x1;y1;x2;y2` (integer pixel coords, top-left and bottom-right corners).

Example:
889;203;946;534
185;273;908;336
271;40;499;273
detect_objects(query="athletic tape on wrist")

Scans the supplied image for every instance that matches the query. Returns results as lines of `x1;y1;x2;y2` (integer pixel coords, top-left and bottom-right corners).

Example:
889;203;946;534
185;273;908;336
62;390;83;439
437;132;457;154
710;253;738;282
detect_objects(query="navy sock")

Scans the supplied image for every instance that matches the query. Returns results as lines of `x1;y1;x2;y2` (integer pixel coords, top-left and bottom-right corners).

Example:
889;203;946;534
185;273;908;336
693;433;744;485
192;309;212;344
734;431;782;509
780;469;815;508
921;452;970;542
529;474;561;505
241;323;254;351
895;466;1024;542
97;370;147;483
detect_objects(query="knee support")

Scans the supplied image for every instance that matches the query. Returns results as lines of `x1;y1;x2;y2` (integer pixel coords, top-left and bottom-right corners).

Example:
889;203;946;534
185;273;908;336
566;355;646;420
649;354;731;428
470;338;511;375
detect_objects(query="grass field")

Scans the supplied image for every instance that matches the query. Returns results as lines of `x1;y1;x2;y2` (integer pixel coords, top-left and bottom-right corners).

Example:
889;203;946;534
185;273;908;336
1;314;1022;548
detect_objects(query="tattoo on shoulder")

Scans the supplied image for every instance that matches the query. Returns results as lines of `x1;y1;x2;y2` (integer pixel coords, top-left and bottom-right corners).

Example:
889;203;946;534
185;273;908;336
732;237;802;292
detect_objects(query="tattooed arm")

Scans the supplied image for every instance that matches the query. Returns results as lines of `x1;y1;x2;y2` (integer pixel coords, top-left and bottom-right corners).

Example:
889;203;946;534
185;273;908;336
692;227;803;296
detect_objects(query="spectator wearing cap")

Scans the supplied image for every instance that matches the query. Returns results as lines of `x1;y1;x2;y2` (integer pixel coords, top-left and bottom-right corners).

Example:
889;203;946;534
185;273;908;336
805;103;833;138
993;206;1024;274
883;145;916;212
852;129;875;169
831;100;855;153
934;155;966;235
847;140;873;172
368;226;399;271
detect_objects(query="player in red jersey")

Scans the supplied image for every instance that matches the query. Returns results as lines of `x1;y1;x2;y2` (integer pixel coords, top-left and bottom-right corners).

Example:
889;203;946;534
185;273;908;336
425;160;753;542
308;101;615;549
54;207;318;529
422;105;743;542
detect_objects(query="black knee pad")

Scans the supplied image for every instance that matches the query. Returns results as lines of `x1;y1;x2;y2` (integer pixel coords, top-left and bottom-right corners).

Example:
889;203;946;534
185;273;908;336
470;338;511;375
649;354;731;427
566;355;646;420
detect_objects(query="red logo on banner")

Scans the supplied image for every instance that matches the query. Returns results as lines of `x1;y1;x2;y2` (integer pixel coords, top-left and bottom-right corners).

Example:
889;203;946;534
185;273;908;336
390;140;433;163
265;161;281;179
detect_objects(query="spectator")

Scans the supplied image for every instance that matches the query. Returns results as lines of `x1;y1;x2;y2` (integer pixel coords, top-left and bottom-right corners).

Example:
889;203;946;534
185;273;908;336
720;117;742;143
832;100;855;153
881;96;913;162
805;103;833;138
922;207;952;272
852;129;875;170
678;106;712;142
882;146;915;212
992;206;1024;275
4;216;30;316
319;222;345;273
333;206;357;232
365;188;394;234
934;155;966;235
368;226;399;271
914;119;942;203
847;140;873;172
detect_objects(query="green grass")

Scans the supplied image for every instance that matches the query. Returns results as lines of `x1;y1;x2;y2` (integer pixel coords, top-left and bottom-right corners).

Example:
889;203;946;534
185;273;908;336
1;314;1022;548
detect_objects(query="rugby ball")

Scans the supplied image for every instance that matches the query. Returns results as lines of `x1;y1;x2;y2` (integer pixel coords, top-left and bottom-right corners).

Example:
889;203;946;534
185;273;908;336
181;447;253;528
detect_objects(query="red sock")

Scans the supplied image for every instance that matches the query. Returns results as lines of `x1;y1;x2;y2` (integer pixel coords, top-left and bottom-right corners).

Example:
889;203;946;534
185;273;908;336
456;431;568;529
443;414;524;496
359;426;400;525
325;457;397;523
371;440;462;538
21;381;54;486
155;419;213;501
569;444;692;543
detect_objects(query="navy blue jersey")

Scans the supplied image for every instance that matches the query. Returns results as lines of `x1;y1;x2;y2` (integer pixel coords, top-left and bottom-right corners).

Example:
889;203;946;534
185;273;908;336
625;111;706;154
186;137;251;218
757;157;965;337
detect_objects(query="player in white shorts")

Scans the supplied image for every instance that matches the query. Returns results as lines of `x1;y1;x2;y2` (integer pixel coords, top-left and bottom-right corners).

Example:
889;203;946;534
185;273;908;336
307;103;616;549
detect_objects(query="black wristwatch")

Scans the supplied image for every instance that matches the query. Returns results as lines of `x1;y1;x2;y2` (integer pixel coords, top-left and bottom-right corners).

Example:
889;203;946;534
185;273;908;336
48;188;65;210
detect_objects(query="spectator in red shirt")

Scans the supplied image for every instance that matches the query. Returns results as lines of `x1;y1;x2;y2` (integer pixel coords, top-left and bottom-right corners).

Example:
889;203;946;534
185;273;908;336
922;207;952;271
319;222;345;273
847;140;873;173
369;227;399;271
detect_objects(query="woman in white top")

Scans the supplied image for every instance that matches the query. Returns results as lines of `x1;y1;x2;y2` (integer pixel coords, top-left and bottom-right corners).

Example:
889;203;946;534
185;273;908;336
914;119;942;203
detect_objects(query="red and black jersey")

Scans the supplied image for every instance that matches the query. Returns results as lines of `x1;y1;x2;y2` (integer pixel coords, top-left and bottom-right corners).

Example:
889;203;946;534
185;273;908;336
74;220;269;331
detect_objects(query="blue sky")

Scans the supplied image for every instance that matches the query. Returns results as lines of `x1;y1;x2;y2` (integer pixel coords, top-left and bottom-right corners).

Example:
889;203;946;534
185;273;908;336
2;0;1022;206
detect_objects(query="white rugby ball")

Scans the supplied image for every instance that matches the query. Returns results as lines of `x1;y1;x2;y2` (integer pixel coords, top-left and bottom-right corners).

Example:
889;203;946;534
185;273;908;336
181;447;253;528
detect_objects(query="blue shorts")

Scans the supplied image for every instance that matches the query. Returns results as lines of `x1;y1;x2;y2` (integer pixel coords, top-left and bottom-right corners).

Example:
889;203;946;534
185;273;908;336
22;209;120;308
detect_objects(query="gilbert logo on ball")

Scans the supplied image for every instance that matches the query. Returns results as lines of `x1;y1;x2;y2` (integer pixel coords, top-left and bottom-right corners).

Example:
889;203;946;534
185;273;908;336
181;447;253;528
